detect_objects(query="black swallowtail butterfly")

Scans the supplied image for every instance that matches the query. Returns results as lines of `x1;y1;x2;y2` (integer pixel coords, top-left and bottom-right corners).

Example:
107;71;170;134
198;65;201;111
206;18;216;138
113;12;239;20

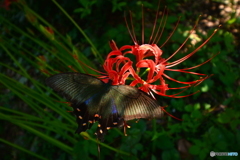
46;72;163;140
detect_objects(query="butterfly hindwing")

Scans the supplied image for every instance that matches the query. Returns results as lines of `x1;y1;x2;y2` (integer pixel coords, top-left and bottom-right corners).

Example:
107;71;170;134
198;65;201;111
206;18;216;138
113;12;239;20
107;85;163;121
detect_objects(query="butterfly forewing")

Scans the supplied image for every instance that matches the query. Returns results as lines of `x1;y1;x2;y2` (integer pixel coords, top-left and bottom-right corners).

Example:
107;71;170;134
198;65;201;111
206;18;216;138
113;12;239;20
46;73;105;105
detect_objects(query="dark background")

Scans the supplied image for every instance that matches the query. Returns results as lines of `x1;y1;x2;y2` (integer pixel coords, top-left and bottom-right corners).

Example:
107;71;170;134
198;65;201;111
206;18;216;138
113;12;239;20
0;0;239;159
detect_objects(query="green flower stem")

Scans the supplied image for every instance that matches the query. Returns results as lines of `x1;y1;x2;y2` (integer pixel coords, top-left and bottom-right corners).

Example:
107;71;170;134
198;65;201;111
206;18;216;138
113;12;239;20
0;138;47;160
52;0;104;63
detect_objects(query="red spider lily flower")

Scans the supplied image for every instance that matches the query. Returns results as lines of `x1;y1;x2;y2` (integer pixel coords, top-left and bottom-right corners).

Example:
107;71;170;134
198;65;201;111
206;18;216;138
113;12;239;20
99;10;219;100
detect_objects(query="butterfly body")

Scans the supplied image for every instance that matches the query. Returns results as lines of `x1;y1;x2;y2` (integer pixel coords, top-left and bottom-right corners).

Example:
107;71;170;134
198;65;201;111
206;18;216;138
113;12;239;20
46;73;163;140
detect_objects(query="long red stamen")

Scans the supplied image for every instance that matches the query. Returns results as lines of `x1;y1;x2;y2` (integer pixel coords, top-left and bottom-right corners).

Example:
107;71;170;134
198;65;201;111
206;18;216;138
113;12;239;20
165;69;207;76
129;11;138;44
168;86;191;90
153;89;200;98
152;7;168;44
124;12;137;45
163;73;205;85
168;53;219;70
148;0;161;44
161;107;182;121
166;28;219;67
162;16;201;64
159;16;180;48
142;4;144;44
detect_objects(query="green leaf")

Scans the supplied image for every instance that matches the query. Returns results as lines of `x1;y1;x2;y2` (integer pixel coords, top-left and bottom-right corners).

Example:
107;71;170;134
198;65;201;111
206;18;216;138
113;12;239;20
151;154;157;160
193;103;200;110
199;148;208;160
191;110;202;118
162;149;180;160
227;18;236;24
204;103;211;110
185;104;193;112
215;141;227;150
201;84;209;92
156;135;174;150
189;145;201;155
217;110;233;123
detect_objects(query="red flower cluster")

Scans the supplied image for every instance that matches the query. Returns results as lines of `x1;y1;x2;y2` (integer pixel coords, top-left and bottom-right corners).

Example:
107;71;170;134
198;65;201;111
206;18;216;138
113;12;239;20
75;9;219;105
100;29;218;100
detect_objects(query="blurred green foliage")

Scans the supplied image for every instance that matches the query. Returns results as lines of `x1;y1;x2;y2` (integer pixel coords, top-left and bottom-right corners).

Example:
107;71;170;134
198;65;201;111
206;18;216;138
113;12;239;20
0;0;239;160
